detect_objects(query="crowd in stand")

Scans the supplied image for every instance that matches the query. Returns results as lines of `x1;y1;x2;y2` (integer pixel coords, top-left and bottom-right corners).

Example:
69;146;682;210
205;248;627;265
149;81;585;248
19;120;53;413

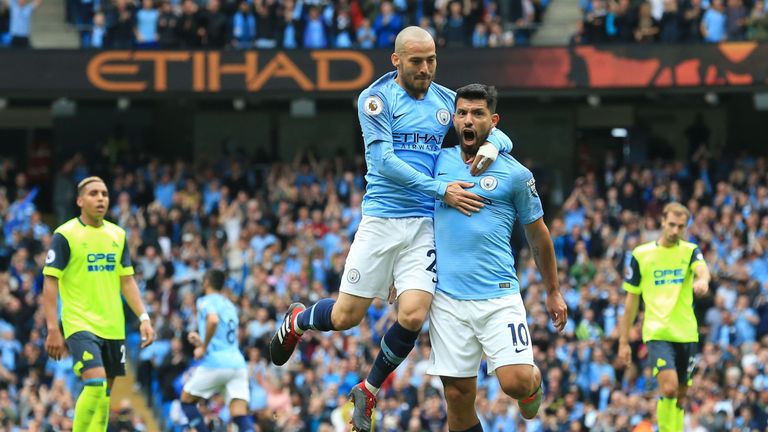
1;141;768;431
60;0;541;49
572;0;768;43
4;0;768;48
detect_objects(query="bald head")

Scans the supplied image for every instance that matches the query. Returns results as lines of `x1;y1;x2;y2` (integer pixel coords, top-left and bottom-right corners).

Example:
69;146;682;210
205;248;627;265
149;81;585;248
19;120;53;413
394;26;434;54
391;26;437;99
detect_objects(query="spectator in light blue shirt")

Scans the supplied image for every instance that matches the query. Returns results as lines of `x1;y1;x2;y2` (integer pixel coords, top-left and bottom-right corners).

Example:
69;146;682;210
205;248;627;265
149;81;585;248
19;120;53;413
203;179;222;214
0;328;21;372
154;172;175;209
232;0;256;49
734;295;758;345
280;0;300;48
471;22;488;47
356;18;376;48
372;1;402;47
135;0;159;47
701;0;727;41
333;10;354;47
83;10;106;47
303;5;327;48
7;0;40;48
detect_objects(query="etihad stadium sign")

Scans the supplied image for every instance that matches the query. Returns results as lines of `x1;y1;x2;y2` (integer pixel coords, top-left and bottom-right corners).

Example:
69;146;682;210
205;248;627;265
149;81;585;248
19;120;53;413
86;50;375;93
0;43;765;97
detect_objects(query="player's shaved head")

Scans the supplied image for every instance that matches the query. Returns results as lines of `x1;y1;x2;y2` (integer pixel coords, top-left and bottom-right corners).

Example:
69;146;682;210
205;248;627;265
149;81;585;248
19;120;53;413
394;26;434;54
392;26;436;99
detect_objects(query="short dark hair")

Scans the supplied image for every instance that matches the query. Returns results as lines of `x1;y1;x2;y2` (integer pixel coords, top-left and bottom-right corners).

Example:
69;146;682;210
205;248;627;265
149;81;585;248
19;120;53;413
455;83;498;113
204;269;226;291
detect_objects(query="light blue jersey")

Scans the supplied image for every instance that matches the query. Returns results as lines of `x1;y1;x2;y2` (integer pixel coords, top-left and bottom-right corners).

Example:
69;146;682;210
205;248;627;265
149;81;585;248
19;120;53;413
357;71;512;218
434;147;544;300
196;293;247;369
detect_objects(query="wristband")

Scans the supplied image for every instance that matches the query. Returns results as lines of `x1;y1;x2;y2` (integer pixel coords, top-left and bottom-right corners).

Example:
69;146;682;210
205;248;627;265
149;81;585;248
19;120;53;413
139;312;150;322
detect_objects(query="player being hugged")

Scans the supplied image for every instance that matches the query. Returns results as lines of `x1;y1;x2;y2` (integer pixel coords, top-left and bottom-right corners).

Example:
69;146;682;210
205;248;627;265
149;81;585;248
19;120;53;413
428;84;568;431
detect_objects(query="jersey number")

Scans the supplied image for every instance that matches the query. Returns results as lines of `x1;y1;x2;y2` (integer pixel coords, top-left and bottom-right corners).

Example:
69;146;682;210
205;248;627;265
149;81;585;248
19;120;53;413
426;249;437;283
508;323;530;348
120;344;126;364
226;319;237;344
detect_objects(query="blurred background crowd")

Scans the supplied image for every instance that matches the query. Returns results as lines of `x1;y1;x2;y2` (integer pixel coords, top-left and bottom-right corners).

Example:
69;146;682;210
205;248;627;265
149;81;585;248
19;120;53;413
2;0;766;50
1;137;768;431
572;0;768;43
0;0;543;49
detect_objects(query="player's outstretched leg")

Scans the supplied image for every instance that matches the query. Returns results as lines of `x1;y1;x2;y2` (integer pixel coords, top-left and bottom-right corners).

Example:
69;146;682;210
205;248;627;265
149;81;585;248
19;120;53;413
270;297;341;366
269;302;306;366
348;291;428;430
348;321;421;430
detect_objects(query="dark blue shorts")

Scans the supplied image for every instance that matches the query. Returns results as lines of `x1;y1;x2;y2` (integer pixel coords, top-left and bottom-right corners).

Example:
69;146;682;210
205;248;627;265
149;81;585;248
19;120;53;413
646;340;698;385
66;331;126;378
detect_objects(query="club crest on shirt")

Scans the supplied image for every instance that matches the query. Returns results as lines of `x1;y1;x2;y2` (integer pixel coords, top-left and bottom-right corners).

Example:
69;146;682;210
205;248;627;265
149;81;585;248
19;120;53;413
46;250;55;264
347;269;361;284
364;96;383;116
480;176;498;191
436;109;451;126
527;178;539;197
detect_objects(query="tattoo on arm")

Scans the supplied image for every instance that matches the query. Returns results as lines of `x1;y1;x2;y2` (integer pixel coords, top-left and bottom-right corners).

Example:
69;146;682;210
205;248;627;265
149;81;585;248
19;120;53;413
531;245;542;270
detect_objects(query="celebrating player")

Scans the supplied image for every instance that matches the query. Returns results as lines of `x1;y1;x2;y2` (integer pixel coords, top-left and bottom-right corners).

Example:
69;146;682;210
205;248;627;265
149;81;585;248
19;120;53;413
270;26;513;432
428;83;568;431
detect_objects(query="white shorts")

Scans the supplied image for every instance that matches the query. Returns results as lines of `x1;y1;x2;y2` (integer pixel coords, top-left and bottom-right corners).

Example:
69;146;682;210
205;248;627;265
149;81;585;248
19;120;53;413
183;367;250;403
427;291;534;377
340;216;436;300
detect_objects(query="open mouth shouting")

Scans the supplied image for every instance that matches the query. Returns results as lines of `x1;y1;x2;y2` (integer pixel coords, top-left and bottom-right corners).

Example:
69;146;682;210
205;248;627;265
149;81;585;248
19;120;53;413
462;128;477;146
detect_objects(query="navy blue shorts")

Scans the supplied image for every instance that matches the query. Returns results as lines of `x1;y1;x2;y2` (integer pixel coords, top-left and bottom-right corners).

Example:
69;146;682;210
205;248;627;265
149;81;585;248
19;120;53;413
646;340;698;385
66;331;126;378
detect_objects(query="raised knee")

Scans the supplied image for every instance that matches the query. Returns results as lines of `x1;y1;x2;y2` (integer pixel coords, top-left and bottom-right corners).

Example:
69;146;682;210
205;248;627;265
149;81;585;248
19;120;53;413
501;380;532;400
500;368;537;400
